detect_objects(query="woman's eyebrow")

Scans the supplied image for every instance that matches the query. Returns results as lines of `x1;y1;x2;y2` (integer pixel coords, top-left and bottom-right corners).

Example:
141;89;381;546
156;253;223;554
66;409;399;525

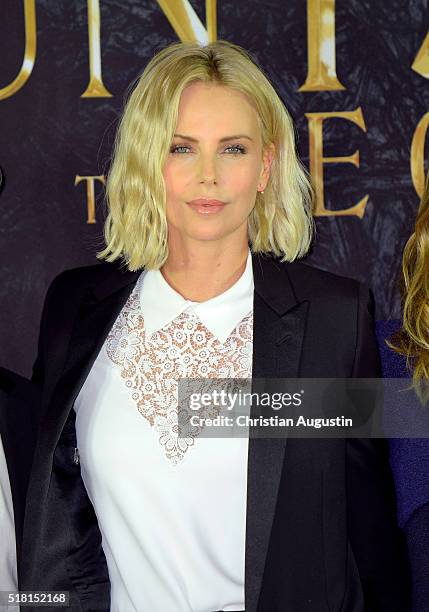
173;133;254;143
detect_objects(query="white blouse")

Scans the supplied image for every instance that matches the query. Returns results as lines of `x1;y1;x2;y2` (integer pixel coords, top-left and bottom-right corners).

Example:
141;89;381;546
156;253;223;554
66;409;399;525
74;251;253;612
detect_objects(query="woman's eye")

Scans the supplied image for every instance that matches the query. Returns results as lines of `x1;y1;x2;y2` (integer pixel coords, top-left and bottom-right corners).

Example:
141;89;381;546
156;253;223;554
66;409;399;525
170;145;190;154
226;144;246;154
170;144;246;154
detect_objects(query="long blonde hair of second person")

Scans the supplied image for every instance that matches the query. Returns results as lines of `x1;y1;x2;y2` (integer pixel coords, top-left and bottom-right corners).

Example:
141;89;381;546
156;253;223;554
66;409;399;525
389;170;429;402
97;40;314;271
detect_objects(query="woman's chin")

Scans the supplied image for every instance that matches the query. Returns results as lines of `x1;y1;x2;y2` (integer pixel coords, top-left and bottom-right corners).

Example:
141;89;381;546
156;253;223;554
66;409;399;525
167;218;247;245
184;224;244;243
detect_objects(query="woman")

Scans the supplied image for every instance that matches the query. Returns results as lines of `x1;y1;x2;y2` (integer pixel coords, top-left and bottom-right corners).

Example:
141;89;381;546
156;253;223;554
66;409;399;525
377;170;429;611
20;41;409;611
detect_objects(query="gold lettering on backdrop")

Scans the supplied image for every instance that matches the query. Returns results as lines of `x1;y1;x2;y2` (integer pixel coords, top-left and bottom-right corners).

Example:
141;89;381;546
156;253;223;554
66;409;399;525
0;0;36;101
410;112;429;198
299;0;345;92
81;0;112;97
157;0;217;43
306;107;369;217
412;32;429;78
74;175;105;223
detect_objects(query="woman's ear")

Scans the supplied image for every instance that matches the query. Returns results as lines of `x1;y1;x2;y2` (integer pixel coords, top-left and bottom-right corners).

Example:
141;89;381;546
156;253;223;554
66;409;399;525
259;143;275;190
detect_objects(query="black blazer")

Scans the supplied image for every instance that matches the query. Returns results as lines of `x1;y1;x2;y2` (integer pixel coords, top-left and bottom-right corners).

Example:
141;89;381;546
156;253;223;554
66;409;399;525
0;367;39;566
20;253;410;611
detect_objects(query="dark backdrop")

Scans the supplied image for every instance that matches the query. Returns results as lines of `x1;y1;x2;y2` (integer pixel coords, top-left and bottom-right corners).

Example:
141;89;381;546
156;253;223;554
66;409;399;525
1;0;428;377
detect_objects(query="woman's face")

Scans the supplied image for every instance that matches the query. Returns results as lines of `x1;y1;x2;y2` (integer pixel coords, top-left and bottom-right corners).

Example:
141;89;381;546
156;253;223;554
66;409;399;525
162;81;274;246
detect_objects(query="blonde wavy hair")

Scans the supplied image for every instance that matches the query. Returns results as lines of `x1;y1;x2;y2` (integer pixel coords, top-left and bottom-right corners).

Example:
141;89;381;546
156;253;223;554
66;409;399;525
388;169;429;402
97;40;314;270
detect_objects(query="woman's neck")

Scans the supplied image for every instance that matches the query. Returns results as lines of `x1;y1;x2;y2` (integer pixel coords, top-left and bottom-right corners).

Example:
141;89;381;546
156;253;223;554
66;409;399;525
160;238;249;302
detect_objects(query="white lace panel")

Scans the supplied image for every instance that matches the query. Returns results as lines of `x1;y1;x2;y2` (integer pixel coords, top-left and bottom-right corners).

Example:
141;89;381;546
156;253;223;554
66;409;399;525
105;283;253;466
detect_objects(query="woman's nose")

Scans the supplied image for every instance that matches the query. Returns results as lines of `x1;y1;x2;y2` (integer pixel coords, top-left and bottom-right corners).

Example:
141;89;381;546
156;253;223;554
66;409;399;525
197;153;217;184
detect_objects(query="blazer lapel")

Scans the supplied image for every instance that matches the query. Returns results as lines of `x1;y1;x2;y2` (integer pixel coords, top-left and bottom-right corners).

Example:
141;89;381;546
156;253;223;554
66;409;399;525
245;254;309;612
37;266;141;453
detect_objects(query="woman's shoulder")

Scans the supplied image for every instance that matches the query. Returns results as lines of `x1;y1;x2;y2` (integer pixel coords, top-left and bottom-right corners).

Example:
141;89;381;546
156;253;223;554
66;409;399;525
375;318;401;338
271;256;368;306
38;261;139;330
375;319;409;378
44;260;137;303
47;260;118;292
290;260;360;290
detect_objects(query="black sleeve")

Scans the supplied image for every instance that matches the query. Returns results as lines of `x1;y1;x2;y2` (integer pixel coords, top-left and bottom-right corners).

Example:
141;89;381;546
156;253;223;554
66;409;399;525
0;271;64;558
0;368;39;556
346;282;411;611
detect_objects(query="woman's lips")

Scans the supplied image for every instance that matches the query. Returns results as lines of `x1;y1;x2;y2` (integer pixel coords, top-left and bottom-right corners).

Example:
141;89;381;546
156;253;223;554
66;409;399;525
187;198;227;214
